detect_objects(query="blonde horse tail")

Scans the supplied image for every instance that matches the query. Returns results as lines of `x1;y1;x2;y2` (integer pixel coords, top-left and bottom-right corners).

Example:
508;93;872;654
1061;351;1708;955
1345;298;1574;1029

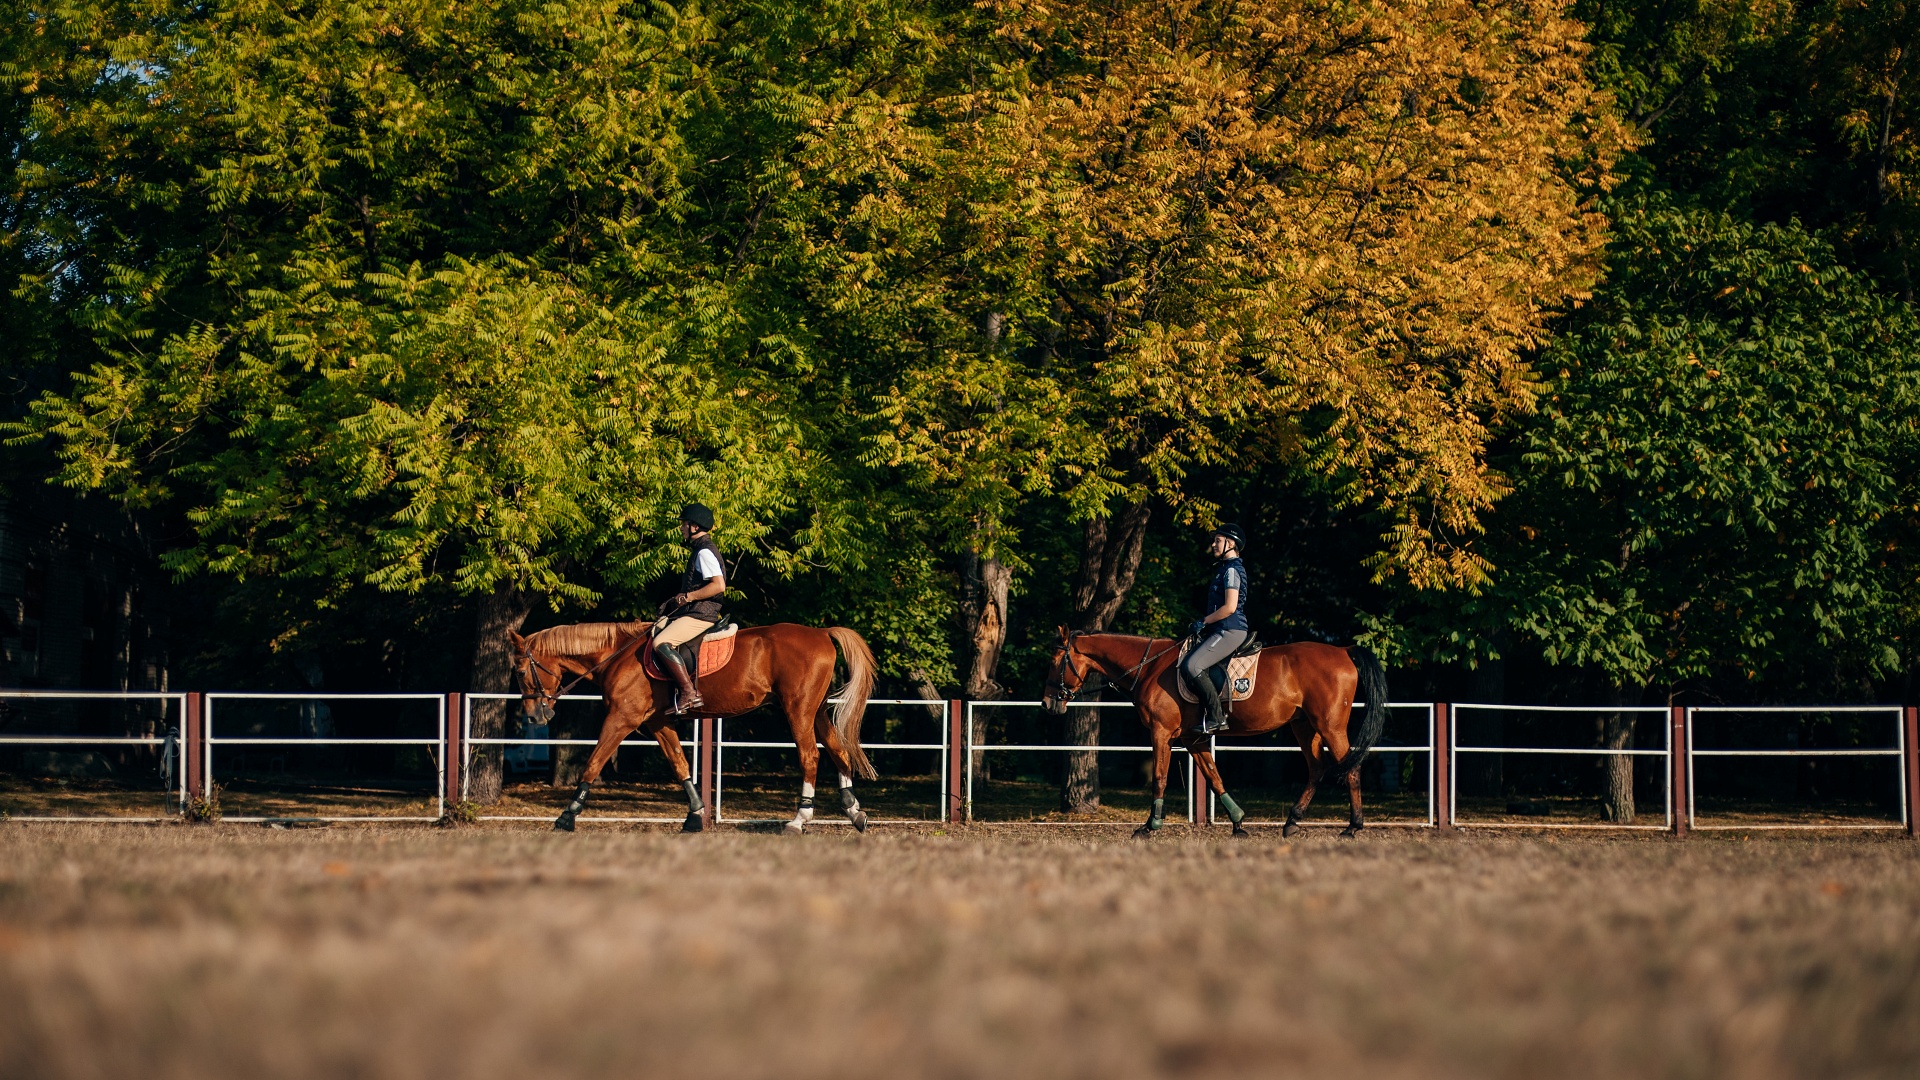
827;626;878;781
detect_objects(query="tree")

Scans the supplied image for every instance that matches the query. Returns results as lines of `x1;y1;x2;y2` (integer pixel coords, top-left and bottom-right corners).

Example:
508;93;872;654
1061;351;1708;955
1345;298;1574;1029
1373;197;1920;819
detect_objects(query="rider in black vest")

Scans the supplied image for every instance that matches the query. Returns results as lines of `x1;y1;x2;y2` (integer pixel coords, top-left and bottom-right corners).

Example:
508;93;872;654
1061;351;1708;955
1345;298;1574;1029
1183;523;1250;734
654;504;725;715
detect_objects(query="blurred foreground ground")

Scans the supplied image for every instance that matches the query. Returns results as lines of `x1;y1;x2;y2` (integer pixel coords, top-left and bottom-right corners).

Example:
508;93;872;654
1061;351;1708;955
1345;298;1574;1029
0;823;1915;1079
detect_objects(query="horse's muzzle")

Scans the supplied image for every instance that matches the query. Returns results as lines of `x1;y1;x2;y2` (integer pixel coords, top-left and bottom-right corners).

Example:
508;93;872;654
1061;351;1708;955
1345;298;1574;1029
1042;696;1069;716
525;701;555;724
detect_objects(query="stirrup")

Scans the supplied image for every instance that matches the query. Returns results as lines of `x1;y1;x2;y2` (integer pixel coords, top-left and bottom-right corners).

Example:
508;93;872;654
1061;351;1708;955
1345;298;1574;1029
670;690;704;717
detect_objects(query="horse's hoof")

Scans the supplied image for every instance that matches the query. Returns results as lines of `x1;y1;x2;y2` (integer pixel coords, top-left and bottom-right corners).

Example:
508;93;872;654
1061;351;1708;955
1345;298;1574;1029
784;821;805;836
848;809;868;834
1281;821;1300;838
1340;824;1362;839
681;811;705;833
552;814;576;833
1232;824;1251;838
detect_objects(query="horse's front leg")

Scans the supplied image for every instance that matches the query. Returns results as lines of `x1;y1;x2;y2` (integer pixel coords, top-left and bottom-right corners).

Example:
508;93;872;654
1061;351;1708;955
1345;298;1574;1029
1184;735;1248;837
554;706;645;832
644;717;705;832
1135;726;1174;839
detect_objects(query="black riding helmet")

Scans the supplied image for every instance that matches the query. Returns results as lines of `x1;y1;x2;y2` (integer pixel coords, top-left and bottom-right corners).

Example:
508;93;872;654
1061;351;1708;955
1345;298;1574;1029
1211;523;1246;552
680;503;715;533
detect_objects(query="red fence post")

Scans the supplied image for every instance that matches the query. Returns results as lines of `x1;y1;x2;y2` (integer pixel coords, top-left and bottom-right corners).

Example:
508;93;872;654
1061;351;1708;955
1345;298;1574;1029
183;691;205;805
444;692;464;811
1670;705;1691;838
697;715;717;826
1433;702;1452;832
945;700;965;824
1904;705;1918;839
1190;739;1212;825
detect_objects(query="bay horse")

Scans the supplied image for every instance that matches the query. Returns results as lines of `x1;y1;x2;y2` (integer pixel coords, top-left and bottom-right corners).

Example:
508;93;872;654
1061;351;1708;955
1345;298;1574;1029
1042;629;1387;837
508;622;878;833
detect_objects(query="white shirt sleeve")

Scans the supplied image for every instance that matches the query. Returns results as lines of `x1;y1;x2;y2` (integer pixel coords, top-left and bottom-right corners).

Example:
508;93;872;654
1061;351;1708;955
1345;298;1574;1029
695;549;724;581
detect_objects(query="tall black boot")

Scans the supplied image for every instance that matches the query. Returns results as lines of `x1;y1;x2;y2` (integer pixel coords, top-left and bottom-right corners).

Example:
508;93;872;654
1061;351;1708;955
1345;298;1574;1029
1186;666;1229;734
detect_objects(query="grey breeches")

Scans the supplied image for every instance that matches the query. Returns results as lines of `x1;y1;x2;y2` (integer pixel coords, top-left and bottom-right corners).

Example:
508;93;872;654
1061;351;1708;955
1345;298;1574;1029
1183;628;1250;680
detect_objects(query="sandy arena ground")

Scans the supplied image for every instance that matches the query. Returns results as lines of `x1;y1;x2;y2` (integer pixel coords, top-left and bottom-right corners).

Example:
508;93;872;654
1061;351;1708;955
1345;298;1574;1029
0;822;1915;1079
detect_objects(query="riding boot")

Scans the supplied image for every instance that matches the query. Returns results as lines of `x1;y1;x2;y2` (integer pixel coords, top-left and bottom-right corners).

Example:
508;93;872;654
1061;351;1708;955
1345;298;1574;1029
658;651;704;716
1187;666;1229;734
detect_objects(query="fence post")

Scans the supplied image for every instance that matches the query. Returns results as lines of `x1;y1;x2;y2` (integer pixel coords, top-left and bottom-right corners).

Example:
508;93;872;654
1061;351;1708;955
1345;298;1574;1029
944;700;965;824
1433;702;1452;832
1190;739;1212;825
1904;705;1918;839
183;692;205;804
1670;705;1691;838
444;693;464;811
697;715;717;826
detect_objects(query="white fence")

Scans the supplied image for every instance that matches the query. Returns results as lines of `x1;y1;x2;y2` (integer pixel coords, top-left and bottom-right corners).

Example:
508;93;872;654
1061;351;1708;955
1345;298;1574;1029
3;688;1914;834
0;690;186;821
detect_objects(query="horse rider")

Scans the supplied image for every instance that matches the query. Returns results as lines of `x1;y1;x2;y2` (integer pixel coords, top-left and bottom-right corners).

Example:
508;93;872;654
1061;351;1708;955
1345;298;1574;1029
1183;523;1250;735
654;503;726;715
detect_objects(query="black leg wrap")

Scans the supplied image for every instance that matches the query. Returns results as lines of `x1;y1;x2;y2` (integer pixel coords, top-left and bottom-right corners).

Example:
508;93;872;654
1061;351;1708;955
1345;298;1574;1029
840;787;859;810
682;778;704;815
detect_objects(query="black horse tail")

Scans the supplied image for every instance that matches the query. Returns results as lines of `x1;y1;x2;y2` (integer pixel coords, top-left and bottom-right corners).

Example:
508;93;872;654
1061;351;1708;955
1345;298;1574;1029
1323;645;1388;787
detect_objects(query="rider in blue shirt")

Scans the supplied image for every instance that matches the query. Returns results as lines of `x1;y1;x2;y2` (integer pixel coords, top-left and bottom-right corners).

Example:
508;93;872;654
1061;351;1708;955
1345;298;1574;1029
1183;523;1250;734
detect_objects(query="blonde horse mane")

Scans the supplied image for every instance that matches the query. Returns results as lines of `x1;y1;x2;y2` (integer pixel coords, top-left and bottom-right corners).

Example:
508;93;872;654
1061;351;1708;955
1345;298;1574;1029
527;621;648;658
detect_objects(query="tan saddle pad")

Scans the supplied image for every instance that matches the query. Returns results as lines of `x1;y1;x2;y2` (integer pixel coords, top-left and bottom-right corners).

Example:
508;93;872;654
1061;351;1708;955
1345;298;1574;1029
641;622;740;680
1174;639;1261;704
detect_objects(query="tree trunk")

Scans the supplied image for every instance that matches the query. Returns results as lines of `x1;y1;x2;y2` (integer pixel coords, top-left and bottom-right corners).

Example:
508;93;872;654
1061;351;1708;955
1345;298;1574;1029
1060;502;1151;814
466;582;532;804
960;549;1010;780
1601;682;1638;823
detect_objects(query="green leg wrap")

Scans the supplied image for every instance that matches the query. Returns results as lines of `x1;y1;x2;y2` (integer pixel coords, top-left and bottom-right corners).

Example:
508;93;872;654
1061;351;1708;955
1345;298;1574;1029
1218;792;1246;826
1148;797;1166;830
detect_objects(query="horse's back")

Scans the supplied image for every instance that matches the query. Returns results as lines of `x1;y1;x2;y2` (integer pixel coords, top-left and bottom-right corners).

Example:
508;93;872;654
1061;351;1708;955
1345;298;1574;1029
1262;641;1359;705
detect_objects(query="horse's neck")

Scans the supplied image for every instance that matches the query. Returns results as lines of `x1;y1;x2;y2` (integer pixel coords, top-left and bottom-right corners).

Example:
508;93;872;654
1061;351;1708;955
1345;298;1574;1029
1082;634;1164;694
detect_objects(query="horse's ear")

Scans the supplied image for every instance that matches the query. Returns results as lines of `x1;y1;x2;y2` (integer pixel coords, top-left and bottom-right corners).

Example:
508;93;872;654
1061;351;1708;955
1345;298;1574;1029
1058;624;1070;643
507;629;526;648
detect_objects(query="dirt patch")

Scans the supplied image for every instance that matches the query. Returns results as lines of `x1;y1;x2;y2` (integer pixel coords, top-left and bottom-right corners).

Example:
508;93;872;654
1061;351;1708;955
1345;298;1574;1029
0;823;1915;1079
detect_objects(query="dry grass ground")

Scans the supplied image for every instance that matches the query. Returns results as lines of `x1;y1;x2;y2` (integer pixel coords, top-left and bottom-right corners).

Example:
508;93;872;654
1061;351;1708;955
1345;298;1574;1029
0;823;1915;1080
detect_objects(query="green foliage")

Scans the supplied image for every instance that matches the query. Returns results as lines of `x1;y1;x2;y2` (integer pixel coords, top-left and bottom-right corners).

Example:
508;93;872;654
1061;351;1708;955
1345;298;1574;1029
1376;198;1920;685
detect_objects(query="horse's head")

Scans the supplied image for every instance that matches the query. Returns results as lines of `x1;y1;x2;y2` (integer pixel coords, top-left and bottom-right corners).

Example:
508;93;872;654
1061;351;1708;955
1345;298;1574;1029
1042;626;1089;715
508;630;558;725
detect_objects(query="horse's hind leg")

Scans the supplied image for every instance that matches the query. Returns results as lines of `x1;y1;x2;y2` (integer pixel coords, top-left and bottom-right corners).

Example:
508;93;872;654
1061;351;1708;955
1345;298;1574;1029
1342;764;1364;838
780;692;823;835
815;705;867;834
1283;721;1323;838
1184;736;1249;838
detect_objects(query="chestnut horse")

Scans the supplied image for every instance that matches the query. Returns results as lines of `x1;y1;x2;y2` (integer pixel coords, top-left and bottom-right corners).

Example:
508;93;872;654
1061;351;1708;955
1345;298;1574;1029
1042;629;1387;837
509;622;877;833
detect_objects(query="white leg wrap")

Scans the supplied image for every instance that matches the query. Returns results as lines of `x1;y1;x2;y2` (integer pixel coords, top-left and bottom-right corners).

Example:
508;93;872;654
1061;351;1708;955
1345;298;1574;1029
787;781;816;832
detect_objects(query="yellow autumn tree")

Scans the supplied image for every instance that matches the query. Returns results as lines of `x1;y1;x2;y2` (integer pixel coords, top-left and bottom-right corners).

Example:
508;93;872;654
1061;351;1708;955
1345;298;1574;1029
799;0;1627;615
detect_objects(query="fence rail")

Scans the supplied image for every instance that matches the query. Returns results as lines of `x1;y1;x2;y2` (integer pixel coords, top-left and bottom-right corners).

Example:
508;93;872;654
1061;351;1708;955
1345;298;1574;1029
1;690;1914;836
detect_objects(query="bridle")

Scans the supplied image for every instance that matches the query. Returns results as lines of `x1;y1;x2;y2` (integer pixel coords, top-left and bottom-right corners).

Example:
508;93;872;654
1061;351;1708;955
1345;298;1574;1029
513;630;653;719
1044;632;1090;705
1045;631;1184;705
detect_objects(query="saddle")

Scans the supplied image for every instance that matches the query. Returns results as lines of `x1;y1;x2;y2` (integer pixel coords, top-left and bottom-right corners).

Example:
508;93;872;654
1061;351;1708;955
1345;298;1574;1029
1175;634;1263;705
641;620;740;682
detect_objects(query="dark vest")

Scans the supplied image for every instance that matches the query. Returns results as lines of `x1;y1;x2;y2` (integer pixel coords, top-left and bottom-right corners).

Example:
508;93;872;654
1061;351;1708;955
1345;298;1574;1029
1207;556;1249;633
679;536;724;619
